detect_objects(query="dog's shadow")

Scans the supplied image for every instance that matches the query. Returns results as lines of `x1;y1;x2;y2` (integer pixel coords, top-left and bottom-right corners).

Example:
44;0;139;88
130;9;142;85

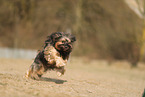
41;77;67;84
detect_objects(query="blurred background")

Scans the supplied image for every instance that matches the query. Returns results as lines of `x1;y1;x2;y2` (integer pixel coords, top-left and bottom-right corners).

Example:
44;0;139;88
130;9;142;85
1;1;145;96
0;0;144;66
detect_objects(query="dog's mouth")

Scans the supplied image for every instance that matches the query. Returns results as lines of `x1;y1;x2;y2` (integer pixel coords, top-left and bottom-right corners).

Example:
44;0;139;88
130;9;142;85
57;44;72;52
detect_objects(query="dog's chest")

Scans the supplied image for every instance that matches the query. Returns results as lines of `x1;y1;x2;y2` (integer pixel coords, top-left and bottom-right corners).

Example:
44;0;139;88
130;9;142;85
43;46;60;64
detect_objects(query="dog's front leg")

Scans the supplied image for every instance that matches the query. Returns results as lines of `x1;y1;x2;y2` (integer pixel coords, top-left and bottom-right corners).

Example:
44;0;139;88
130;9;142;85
55;56;67;67
54;56;67;76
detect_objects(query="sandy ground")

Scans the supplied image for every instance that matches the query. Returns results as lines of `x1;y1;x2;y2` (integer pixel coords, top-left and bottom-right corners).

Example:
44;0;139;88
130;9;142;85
0;57;145;97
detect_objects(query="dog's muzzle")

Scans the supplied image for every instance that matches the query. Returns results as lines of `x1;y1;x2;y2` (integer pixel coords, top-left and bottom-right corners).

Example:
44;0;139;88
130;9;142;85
63;43;72;52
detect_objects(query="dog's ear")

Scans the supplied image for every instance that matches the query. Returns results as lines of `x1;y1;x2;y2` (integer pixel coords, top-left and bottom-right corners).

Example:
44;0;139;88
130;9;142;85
65;32;76;43
70;35;76;43
44;36;52;48
50;32;65;43
44;32;64;48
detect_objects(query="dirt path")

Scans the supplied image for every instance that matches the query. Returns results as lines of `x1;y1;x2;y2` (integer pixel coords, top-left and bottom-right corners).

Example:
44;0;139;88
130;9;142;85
0;58;145;97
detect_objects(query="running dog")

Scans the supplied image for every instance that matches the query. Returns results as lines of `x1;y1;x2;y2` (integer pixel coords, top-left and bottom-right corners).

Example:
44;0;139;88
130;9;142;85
25;32;76;80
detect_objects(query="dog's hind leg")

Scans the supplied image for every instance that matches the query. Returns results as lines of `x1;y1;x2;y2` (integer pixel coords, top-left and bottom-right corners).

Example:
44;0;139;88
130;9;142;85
32;63;45;80
25;62;44;80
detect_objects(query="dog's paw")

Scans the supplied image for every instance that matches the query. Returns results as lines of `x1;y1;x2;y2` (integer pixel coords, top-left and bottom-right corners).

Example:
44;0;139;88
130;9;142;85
56;67;66;76
56;63;66;67
57;72;63;76
56;60;66;67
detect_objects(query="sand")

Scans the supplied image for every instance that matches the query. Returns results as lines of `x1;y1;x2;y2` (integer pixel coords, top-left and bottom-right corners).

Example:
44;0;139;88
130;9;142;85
0;57;145;97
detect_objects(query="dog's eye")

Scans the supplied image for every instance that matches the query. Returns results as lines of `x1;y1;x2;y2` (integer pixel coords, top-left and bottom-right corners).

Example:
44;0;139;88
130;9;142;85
62;41;65;43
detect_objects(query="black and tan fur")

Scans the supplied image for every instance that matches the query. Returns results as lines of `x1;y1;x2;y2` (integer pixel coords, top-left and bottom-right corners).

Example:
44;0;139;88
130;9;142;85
25;32;76;80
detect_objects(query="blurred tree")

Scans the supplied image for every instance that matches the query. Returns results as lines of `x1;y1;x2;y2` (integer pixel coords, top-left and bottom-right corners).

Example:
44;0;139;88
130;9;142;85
74;0;82;35
135;0;145;63
0;0;143;64
143;89;145;97
11;0;36;48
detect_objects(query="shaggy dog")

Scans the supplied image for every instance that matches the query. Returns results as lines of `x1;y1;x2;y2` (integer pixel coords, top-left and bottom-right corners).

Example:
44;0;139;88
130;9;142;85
25;32;76;80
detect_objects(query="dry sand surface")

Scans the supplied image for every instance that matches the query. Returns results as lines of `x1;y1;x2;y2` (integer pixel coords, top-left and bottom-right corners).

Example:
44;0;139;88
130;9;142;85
0;57;145;97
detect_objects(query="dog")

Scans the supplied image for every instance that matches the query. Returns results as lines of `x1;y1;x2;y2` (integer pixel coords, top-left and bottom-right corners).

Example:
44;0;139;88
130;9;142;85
25;32;76;80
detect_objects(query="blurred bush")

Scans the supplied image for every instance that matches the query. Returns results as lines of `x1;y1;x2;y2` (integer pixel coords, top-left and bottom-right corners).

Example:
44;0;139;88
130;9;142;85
0;0;143;65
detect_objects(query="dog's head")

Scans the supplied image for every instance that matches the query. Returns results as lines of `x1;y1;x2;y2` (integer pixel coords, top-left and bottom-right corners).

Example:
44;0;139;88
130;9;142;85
44;32;76;53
